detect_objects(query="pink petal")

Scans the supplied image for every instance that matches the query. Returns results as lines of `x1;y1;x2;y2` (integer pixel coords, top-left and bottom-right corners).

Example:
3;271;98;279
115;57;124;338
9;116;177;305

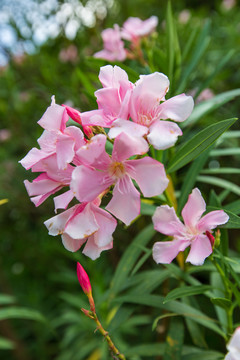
147;120;182;150
62;233;85;252
186;234;212;265
32;154;73;183
37;130;57;151
182;188;206;230
65;126;85;151
71;166;112;202
90;204;117;247
19;147;52;170
126;157;169;197
197;210;229;232
152;205;186;237
108;119;148;139
54;190;74;211
159;94;194;122
82;235;113;260
24;177;60;197
81;109;112;127
153;239;190;264
76;134;111;169
38;102;68;132
117;88;132;120
56;133;75;169
44;206;76;236
95;87;121;116
106;176;140;225
98;65;129;89
64;203;99;239
112;132;148;162
227;327;240;355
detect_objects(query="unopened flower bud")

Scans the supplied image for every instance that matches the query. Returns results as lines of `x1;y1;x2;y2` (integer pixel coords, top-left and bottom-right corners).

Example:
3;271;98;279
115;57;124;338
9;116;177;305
83;125;93;138
214;229;221;248
81;308;94;319
77;262;92;295
62;104;81;124
206;231;215;247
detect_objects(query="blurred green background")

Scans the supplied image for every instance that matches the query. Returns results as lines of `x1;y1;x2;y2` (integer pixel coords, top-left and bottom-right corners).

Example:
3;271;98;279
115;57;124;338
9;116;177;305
0;0;240;359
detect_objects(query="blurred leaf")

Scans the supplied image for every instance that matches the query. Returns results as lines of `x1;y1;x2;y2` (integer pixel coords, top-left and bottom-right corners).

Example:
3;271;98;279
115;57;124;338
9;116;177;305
0;307;46;322
210;297;232;311
0;336;15;350
201;168;240;175
183;89;240;128
182;351;223;360
115;294;226;337
197;176;240;196
163;318;184;360
224;199;240;215
210;148;240;157
0;294;15;305
109;224;155;298
124;343;165;356
167;118;237;173
177;20;211;93
0;199;8;205
178;146;213;212
163;285;213;303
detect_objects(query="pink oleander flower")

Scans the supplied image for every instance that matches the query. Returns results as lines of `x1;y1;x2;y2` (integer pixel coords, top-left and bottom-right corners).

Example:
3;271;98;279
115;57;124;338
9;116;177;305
71;133;169;225
23;154;74;208
77;262;92;295
44;197;117;260
94;25;127;62
20;96;85;171
152;188;229;266
81;65;133;128
109;72;194;150
121;16;158;44
225;327;240;360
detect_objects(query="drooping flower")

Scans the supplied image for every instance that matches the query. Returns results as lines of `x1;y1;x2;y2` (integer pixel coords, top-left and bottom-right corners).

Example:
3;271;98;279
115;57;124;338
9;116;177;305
225;327;240;360
80;65;133;128
108;72;194;150
20;96;85;171
121;16;158;44
44;197;117;260
94;25;127;62
152;188;229;266
71;133;169;225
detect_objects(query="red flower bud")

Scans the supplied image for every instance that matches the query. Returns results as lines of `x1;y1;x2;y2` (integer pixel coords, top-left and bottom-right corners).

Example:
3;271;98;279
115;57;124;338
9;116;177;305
206;231;215;246
62;104;81;124
77;262;92;295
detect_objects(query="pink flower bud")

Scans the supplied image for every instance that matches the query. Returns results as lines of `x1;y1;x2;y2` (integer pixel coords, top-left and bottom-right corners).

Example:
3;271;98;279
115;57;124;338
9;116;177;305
62;104;81;124
206;231;215;247
77;262;92;295
83;125;93;138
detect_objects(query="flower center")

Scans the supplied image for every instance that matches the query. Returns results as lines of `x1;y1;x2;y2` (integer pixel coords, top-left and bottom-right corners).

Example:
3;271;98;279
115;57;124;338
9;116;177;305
108;161;126;179
137;105;161;127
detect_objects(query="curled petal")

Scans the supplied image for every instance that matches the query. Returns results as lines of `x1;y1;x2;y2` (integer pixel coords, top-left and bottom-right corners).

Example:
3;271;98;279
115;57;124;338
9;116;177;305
83;235;113;260
186;234;213;266
197;210;229;232
152;205;186;237
159;94;194;122
112;132;148;162
81;109;112;127
153;239;190;264
38;103;68;132
44;206;76;236
182;188;206;230
62;234;85;252
147;120;182;150
90;205;117;247
108;119;148;139
126;157;169;197
95;87;121;116
56;133;75;169
106;176;140;225
99;65;129;89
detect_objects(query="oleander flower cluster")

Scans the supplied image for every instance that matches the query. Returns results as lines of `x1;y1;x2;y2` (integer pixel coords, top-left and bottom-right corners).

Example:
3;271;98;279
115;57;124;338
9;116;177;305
20;64;195;260
94;16;158;61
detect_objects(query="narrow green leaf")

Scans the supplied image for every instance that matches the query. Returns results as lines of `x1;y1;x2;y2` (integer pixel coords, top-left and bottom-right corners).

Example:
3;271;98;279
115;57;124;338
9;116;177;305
222;130;240;138
163;285;212;303
124;343;165;356
0;337;14;350
197;176;240;196
182;351;223;360
168;118;237;173
210;148;240;156
163;318;184;360
224;199;240;215
210;297;232;311
114;294;226;338
75;68;96;96
183;89;240;128
0;294;15;305
0;307;46;322
178;147;212;212
201;168;240;175
109;225;155;298
152;313;179;330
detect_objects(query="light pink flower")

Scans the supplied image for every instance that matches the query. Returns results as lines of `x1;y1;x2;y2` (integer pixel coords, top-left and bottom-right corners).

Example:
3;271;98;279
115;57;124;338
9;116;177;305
94;25;127;62
44;198;116;260
23;155;74;208
20;96;85;171
81;65;133;128
109;72;194;150
225;327;240;360
121;16;158;43
71;133;168;225
152;188;229;266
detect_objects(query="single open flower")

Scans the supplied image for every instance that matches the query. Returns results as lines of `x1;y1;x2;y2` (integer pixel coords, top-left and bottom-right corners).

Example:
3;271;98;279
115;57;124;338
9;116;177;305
152;188;229;266
225;327;240;360
121;16;158;44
